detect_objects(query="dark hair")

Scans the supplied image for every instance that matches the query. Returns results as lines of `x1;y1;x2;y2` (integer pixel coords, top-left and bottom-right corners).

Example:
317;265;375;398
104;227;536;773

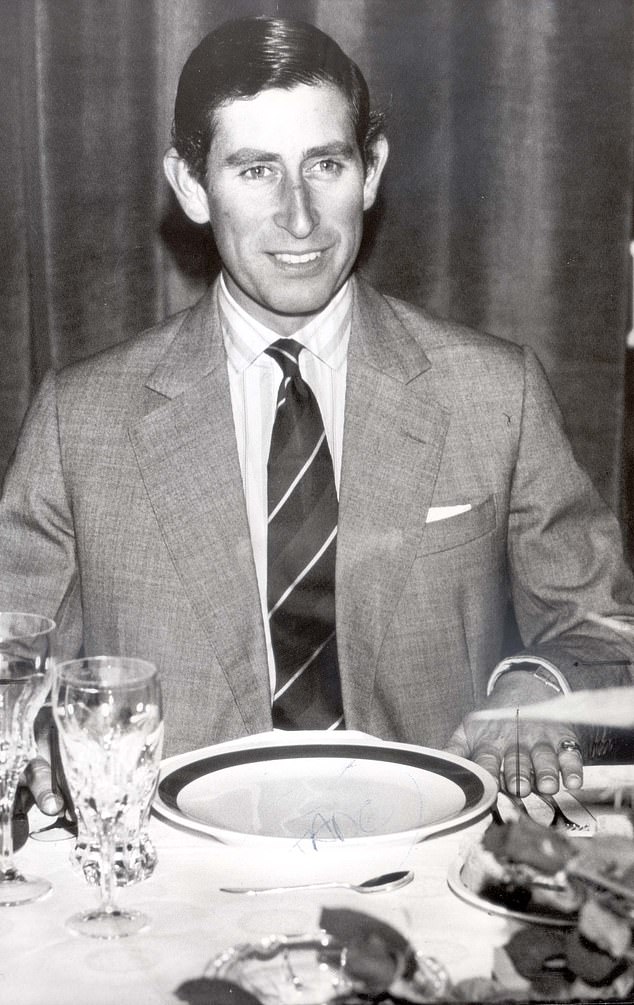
172;16;384;183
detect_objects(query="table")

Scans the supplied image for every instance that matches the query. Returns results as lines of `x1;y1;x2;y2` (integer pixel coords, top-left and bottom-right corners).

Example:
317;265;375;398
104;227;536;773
3;760;632;1005
0;806;512;1004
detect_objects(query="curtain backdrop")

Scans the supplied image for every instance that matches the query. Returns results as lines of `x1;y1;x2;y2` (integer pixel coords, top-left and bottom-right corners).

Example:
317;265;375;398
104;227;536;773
2;0;633;514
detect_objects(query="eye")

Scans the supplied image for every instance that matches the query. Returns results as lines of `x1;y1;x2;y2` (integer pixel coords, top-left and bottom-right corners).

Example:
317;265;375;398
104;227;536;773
314;159;342;175
305;158;345;178
241;165;272;180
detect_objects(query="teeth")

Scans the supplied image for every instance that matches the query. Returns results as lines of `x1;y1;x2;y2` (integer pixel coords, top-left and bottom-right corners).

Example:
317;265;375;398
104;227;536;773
274;252;321;264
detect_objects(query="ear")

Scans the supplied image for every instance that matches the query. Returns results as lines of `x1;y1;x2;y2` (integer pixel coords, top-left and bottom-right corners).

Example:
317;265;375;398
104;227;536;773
163;148;211;225
362;134;389;211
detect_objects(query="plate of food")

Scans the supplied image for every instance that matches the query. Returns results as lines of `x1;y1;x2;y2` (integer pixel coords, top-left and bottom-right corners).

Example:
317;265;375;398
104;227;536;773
455;815;634;1000
447;818;579;926
154;730;497;849
448;812;634;929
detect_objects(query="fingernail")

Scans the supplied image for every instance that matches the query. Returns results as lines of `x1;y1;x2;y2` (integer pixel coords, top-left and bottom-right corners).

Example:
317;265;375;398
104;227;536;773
538;777;558;793
41;793;64;815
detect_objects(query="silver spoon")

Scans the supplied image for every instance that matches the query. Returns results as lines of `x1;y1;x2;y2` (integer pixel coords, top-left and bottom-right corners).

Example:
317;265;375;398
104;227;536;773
220;869;414;895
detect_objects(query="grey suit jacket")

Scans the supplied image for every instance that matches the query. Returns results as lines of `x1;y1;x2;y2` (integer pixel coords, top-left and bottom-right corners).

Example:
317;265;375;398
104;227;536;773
1;277;633;755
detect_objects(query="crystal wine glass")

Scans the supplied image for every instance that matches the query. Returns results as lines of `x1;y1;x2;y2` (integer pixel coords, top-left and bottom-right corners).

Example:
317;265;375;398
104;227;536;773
52;656;163;938
0;611;56;905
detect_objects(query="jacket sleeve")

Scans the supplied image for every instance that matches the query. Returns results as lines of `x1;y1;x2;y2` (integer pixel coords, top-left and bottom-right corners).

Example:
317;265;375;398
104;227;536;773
0;371;83;659
506;346;634;689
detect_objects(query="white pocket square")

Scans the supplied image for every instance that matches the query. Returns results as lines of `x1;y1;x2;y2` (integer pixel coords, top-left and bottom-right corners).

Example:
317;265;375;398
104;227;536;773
426;504;472;524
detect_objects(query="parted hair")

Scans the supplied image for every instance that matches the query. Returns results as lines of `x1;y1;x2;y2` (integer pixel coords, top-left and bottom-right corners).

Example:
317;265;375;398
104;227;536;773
172;16;384;183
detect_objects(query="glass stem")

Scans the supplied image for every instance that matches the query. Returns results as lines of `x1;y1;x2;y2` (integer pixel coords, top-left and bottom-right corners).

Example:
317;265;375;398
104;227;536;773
0;795;17;879
98;823;118;915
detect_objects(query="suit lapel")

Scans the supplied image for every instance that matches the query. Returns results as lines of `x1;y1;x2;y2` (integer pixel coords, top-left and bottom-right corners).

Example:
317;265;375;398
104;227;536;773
128;277;449;734
337;280;450;725
128;286;272;735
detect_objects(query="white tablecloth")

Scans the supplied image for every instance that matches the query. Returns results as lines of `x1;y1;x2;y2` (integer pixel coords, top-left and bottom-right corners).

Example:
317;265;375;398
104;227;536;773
0;808;510;1005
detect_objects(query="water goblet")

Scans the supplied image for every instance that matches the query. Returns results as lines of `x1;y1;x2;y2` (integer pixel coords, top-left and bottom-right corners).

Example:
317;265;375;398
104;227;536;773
0;611;55;905
52;656;163;938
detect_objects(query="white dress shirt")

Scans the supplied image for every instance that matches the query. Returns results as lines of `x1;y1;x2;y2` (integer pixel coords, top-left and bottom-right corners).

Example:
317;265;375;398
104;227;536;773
218;273;352;695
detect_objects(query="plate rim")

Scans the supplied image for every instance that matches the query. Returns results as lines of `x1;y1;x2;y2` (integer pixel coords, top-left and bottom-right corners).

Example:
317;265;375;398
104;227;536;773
446;854;577;927
153;732;497;846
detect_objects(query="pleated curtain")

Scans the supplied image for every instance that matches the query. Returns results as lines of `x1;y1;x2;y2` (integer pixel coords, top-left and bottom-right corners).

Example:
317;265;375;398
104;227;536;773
2;0;633;517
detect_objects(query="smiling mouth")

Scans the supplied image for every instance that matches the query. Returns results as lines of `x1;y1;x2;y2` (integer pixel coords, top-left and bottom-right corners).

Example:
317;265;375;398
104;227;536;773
272;251;323;265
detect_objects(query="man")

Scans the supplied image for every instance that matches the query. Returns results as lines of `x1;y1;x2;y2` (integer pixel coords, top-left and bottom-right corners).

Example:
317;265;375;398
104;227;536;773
2;16;633;811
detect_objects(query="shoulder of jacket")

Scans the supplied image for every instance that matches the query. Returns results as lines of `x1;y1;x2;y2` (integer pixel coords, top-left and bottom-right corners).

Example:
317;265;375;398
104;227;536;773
381;290;524;361
54;305;194;388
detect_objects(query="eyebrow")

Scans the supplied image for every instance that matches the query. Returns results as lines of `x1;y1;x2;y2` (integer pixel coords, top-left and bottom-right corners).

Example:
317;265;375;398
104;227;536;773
222;141;357;168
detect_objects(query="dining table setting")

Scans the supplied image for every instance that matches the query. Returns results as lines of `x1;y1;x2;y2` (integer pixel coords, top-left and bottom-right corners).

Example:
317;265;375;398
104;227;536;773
2;733;634;1004
1;612;634;1004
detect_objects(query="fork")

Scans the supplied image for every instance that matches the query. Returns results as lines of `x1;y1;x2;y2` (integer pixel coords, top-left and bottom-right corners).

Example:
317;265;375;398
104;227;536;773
498;791;588;832
535;793;587;833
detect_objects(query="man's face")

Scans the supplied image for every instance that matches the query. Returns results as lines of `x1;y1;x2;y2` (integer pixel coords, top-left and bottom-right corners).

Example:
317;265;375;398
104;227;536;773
196;84;386;333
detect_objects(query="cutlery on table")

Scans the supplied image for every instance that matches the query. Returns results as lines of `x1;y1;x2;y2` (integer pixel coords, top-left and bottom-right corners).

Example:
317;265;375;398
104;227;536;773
220;869;414;895
497;791;592;833
471;686;634;728
535;792;588;833
567;861;634;911
490;801;505;826
504;792;530;817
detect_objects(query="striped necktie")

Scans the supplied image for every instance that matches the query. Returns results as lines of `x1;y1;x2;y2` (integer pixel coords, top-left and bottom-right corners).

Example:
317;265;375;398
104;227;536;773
265;339;345;730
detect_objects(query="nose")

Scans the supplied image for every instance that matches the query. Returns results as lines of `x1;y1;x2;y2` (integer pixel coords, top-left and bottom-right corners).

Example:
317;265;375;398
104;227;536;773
273;177;318;238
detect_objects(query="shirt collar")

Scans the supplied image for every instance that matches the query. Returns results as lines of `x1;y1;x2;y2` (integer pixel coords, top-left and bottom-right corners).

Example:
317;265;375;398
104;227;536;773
218;272;352;374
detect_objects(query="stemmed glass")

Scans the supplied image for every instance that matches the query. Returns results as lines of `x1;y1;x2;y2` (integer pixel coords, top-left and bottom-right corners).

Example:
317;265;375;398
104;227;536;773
52;656;163;938
0;611;56;905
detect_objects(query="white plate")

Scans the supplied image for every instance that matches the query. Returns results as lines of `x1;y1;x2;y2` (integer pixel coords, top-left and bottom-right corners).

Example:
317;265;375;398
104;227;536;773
446;856;577;927
153;731;497;849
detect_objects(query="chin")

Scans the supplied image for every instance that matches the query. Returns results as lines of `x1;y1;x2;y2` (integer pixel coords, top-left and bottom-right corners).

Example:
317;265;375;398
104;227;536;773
272;282;345;318
279;300;331;318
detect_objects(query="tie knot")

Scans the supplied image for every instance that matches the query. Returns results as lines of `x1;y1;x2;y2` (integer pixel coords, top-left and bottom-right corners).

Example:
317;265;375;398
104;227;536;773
265;338;303;377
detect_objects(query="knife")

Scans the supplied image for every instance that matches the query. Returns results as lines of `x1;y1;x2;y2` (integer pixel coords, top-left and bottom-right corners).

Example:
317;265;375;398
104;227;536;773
472;687;634;728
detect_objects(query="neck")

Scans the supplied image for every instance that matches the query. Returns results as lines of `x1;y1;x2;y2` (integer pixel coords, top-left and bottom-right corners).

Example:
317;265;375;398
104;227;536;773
221;270;339;336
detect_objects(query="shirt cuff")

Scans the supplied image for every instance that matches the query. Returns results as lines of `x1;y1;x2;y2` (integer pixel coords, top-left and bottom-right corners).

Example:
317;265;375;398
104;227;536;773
486;654;572;697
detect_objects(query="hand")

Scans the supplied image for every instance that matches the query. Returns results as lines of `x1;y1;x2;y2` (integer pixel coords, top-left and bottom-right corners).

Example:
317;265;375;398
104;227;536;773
445;672;583;796
22;706;65;815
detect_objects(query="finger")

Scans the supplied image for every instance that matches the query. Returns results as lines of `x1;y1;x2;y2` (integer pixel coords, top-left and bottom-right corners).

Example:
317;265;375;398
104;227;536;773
24;757;64;815
503;744;533;797
471;744;504;783
557;738;584;790
443;723;470;760
529;741;560;794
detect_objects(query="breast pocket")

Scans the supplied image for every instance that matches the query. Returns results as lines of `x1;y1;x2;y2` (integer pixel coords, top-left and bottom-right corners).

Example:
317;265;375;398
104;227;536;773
419;495;497;555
